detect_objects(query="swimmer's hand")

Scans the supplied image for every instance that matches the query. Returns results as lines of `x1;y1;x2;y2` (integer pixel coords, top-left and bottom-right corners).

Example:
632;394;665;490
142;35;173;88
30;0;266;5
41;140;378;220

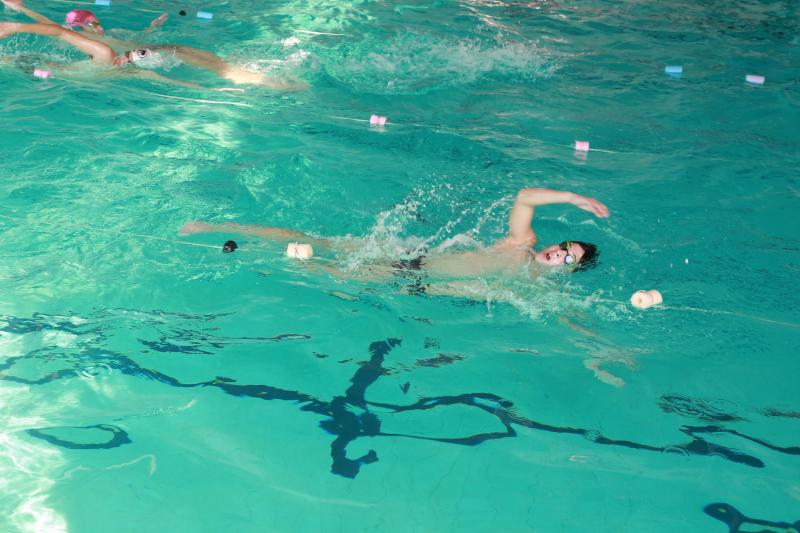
571;194;609;218
149;13;168;29
1;0;25;12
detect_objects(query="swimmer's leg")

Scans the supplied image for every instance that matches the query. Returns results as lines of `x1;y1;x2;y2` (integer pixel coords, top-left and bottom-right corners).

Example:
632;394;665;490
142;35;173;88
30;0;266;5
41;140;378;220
319;262;398;282
180;221;332;248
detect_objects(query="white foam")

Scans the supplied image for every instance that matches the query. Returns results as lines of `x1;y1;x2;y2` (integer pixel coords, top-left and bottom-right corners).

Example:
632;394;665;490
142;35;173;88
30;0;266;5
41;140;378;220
134;49;183;71
332;33;560;93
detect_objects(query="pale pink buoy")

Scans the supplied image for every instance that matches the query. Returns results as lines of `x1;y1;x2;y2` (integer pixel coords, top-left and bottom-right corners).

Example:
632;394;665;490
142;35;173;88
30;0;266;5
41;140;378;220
745;74;765;85
370;114;388;127
33;69;52;79
574;140;590;151
286;243;314;260
630;289;663;309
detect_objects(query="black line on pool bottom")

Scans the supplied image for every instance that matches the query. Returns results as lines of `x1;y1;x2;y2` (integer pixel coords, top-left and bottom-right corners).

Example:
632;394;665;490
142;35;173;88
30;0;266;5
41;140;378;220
659;394;746;423
26;424;131;450
704;502;800;532
2;329;800;478
139;332;311;355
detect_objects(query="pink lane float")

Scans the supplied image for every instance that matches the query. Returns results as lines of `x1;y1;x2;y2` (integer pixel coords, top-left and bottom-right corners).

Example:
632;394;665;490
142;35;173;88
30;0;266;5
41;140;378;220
630;289;663;309
574;140;590;152
370;114;388;127
33;69;51;79
745;74;765;85
286;243;314;260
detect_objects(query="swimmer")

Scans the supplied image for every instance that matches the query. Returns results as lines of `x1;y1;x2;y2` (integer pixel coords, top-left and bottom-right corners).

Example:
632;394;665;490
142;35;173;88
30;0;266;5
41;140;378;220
426;187;607;277
2;0;307;90
180;187;609;293
0;21;215;88
1;0;165;36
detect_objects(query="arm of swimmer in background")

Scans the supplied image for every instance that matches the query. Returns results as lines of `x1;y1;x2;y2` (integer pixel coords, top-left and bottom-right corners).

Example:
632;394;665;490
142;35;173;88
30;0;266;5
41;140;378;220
142;12;168;33
93;15;162;50
0;22;115;64
2;0;160;52
180;221;332;248
497;188;610;249
1;0;58;26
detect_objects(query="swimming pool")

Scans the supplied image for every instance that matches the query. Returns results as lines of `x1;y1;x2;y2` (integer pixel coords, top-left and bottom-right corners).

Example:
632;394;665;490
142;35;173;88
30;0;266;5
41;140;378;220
1;0;799;531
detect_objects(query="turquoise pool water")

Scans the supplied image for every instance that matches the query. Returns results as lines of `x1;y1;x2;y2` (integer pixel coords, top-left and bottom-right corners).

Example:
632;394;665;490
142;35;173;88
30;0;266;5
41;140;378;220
1;0;799;531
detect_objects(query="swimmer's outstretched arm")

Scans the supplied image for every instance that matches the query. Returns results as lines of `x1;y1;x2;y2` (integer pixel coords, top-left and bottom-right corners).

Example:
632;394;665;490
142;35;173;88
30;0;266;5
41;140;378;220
3;0;162;49
1;0;57;25
498;188;610;248
2;0;119;47
0;22;114;64
180;221;332;248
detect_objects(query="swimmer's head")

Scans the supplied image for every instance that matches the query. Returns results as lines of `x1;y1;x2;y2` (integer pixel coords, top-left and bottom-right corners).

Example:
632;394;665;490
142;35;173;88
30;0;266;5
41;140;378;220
534;241;599;271
113;48;173;69
65;10;104;35
114;48;156;67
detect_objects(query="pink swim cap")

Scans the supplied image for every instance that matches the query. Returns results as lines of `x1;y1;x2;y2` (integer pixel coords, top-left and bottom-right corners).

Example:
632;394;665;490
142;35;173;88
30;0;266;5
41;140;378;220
65;10;103;33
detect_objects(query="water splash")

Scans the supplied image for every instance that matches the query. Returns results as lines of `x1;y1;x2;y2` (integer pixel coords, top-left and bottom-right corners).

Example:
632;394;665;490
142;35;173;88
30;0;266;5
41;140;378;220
328;33;560;93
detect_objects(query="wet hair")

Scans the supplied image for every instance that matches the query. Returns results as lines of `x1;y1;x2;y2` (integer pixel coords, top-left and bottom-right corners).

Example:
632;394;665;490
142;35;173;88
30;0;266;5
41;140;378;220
561;241;599;272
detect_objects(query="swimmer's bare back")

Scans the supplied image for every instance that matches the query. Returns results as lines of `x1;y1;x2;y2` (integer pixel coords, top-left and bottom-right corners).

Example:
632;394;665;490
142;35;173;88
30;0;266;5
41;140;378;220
422;248;531;278
2;0;307;90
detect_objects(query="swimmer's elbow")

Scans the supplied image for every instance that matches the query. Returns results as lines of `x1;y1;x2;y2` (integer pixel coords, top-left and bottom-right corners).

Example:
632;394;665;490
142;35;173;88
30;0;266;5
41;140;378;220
516;188;545;205
516;188;573;206
517;187;546;198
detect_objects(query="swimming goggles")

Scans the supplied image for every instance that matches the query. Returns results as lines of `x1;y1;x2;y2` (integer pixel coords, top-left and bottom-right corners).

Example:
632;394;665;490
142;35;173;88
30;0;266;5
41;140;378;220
125;49;152;62
559;241;577;265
